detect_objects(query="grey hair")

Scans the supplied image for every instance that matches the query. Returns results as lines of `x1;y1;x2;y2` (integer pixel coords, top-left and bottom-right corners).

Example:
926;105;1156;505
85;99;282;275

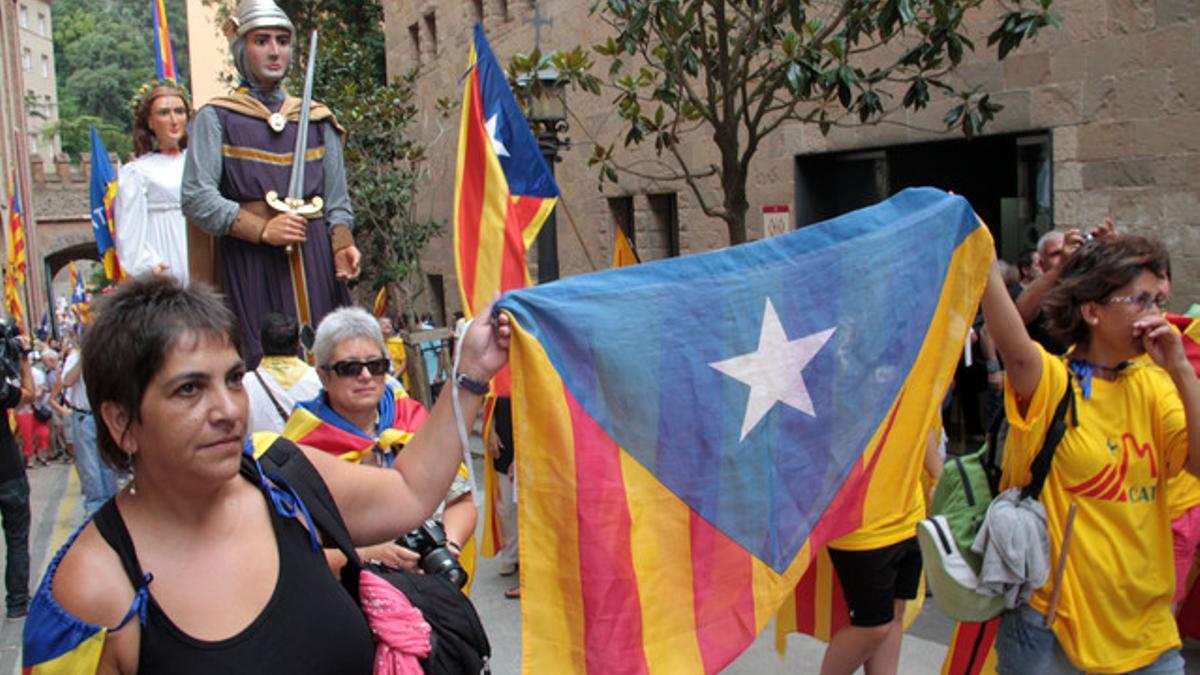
1036;229;1065;255
313;306;387;368
41;348;58;363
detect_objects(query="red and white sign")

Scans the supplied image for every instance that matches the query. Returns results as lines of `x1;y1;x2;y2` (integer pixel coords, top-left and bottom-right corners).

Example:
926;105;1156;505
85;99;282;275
762;205;791;239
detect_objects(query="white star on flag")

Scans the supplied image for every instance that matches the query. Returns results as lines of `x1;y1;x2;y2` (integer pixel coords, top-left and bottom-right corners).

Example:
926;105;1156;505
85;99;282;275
709;298;836;441
485;114;510;157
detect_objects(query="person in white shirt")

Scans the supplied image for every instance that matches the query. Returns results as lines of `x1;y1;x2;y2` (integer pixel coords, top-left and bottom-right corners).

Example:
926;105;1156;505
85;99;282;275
243;313;322;434
60;344;116;513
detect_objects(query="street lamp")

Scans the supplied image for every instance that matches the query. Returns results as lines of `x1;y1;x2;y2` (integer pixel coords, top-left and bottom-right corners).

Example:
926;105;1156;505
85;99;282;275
527;68;568;283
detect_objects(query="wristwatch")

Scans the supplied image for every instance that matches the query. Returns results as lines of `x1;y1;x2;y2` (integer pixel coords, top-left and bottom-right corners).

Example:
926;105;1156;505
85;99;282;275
455;372;490;396
985;359;1001;374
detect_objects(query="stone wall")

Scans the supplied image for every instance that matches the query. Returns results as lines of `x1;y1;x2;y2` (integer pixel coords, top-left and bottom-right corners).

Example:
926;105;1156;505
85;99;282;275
382;0;1200;310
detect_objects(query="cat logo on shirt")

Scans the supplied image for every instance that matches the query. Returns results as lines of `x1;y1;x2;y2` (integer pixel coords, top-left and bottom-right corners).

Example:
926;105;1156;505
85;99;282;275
1064;433;1158;503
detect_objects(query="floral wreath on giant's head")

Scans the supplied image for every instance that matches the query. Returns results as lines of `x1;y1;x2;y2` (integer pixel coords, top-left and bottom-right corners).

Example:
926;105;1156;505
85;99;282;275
129;79;192;123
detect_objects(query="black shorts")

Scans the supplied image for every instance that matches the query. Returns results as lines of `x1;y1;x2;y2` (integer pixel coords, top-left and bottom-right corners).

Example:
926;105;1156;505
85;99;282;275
827;536;922;627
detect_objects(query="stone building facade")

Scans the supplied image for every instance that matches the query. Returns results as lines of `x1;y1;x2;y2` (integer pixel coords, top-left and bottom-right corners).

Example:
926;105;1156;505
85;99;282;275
16;0;60;167
381;0;1200;319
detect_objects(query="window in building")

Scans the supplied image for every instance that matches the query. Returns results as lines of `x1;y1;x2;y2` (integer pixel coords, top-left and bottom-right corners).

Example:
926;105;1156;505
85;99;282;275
19;5;28;28
22;49;31;71
423;12;437;57
37;13;45;35
496;0;510;22
645;193;680;259
408;23;421;65
29;134;37;155
607;195;635;250
40;55;48;77
470;0;484;22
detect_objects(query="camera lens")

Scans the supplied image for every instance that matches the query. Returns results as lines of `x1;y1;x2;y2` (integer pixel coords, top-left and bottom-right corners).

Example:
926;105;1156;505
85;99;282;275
420;547;469;588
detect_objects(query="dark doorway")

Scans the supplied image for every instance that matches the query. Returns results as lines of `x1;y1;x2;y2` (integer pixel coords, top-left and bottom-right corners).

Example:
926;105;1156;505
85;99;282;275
795;131;1053;262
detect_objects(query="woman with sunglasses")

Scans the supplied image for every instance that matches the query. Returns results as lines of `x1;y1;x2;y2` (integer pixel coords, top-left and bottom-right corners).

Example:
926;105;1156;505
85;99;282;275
282;306;478;577
981;234;1199;674
22;276;507;673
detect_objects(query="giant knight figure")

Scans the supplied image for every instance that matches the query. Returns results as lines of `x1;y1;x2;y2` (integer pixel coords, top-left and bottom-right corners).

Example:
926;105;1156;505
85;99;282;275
181;0;360;363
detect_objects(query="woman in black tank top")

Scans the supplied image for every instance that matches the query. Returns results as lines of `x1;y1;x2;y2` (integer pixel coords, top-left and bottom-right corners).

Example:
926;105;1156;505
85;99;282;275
23;275;510;673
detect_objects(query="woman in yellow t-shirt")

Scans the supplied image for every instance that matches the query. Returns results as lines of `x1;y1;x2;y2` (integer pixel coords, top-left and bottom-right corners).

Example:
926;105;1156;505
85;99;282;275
980;234;1199;674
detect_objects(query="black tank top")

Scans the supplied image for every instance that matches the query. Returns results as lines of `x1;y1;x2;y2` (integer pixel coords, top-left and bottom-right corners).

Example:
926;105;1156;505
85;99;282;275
93;484;374;674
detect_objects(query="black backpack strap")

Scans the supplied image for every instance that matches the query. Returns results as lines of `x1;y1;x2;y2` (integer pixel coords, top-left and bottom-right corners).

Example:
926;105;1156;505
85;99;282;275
253;438;365;589
1020;373;1075;501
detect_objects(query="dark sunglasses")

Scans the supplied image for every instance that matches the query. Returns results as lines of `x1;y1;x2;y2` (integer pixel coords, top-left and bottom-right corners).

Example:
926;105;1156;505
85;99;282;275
325;357;390;378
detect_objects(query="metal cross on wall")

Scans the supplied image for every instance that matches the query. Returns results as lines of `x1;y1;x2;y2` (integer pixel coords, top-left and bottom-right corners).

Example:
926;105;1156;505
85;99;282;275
524;1;551;52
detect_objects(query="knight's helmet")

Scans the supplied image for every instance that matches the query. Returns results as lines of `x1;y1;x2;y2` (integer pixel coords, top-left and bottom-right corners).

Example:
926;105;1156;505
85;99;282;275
223;0;294;42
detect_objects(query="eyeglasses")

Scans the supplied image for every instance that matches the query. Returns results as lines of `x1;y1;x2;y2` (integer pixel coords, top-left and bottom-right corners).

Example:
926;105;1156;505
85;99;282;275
1103;292;1167;312
325;357;390;378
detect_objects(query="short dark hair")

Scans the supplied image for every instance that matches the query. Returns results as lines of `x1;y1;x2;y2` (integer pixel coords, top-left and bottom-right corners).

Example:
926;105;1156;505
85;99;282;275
83;274;242;470
1042;235;1169;349
259;312;299;357
1017;248;1037;276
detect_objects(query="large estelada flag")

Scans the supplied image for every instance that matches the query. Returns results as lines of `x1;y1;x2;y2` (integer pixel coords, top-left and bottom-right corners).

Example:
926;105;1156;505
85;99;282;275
151;0;178;82
88;127;124;282
497;188;993;672
452;23;558;320
7;169;26;285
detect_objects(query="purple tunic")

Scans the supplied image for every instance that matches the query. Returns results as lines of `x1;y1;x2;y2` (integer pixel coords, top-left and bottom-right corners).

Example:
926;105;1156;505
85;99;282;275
216;105;351;363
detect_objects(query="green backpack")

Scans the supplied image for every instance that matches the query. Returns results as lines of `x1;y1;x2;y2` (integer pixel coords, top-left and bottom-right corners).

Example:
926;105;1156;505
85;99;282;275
929;440;1000;572
918;379;1073;623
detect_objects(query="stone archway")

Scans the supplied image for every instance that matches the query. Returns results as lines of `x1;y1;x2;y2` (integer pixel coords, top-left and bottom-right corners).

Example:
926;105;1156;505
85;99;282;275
44;240;100;281
38;233;100;339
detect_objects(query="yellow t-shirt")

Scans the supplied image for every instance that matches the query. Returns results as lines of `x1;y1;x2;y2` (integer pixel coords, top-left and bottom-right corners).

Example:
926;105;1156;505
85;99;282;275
1134;339;1200;520
385;336;410;391
828;415;932;551
1001;345;1188;673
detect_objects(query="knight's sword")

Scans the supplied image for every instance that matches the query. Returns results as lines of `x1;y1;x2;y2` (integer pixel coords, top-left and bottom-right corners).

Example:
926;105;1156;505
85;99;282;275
265;30;321;357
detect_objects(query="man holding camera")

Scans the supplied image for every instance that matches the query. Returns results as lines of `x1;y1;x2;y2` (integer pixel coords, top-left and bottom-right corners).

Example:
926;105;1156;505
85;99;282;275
0;330;36;619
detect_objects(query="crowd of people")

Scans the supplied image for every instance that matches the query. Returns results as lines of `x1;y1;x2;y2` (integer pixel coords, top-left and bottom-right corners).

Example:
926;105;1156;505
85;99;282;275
2;0;1196;673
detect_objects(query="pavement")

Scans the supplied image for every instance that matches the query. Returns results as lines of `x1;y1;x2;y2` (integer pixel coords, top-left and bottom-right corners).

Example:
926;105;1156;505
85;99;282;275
3;449;1196;674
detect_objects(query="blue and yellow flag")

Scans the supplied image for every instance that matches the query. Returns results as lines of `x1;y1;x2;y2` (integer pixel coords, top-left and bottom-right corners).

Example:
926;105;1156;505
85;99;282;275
88;127;124;282
498;188;992;672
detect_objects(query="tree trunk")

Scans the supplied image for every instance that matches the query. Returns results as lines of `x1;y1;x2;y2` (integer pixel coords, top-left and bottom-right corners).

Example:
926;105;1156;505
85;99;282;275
723;162;749;245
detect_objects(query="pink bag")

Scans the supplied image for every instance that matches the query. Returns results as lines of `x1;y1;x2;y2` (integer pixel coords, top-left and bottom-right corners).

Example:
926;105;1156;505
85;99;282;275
359;570;431;675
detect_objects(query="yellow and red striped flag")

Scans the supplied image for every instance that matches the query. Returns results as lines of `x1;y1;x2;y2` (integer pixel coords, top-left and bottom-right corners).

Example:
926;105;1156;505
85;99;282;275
372;285;387;318
4;265;24;329
612;220;639;268
7;170;26;285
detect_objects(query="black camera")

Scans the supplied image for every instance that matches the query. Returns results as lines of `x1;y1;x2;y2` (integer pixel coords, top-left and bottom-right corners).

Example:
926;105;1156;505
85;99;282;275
0;319;24;381
398;519;468;588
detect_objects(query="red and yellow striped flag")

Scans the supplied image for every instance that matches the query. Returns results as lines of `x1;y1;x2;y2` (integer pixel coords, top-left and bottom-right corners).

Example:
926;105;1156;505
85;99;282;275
612;221;639;268
7;170;26;285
